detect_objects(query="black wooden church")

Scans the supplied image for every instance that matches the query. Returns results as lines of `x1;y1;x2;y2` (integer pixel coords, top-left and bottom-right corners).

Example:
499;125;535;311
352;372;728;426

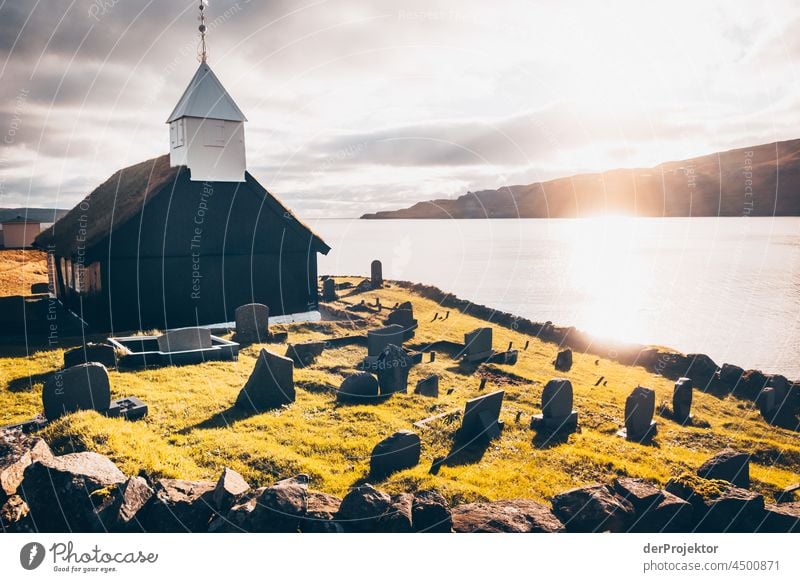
35;27;329;332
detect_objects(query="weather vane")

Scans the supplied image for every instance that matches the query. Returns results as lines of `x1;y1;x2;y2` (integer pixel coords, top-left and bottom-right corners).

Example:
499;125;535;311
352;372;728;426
198;1;208;63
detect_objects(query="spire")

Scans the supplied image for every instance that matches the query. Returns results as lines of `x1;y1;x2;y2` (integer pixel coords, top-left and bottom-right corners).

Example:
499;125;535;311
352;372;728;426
198;1;208;63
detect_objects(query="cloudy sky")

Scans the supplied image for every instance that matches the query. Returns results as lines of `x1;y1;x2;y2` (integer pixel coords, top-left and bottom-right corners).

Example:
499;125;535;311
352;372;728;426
0;0;799;217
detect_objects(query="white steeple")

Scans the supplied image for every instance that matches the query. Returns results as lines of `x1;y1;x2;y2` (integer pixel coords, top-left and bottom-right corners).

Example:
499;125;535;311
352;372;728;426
167;3;247;182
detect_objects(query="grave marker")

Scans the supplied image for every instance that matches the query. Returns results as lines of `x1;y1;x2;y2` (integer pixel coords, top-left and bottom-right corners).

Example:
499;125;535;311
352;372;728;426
459;390;504;442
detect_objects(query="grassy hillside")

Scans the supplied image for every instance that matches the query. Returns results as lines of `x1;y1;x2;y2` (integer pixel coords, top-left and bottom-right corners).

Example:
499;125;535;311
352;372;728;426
1;278;798;505
0;249;48;297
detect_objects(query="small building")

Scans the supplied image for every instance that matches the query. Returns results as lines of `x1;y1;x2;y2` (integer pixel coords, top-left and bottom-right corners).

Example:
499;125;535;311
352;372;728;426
35;48;330;331
1;216;42;248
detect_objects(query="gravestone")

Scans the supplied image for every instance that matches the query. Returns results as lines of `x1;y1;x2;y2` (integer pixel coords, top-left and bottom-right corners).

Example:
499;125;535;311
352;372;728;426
414;375;439;398
366;324;405;360
105;396;148;421
42;363;112;420
619;386;657;442
322;278;337;302
460;390;505;442
157;327;212;352
235;349;295;411
464;327;493;363
63;343;117;369
235;303;269;343
757;387;780;423
672;377;693;423
370;260;383;288
285;341;325;368
555;349;573;372
386;307;418;340
337;372;379;403
531;378;578;432
376;344;413;395
370;430;421;480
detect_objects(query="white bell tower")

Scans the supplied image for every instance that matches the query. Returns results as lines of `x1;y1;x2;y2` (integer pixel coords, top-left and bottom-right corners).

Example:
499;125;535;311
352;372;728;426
166;2;247;182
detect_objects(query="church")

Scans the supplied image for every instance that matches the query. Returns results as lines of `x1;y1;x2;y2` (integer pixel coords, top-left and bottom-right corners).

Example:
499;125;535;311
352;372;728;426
34;11;330;333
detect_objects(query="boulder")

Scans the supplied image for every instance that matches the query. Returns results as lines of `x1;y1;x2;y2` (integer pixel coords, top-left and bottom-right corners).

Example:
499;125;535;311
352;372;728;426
551;484;635;532
234;303;270;343
701;487;765;532
414;374;439;398
632;491;693;533
370;430;421;480
412;490;452;532
212;467;250;511
337;372;379;403
63;343;117;369
737;369;769;400
376;344;413;395
0;495;32;532
336;484;392;532
285;341;325;368
140;479;216;532
244;475;309;532
96;476;154;532
378;493;413;532
717;363;744;388
683;354;718;384
612;478;664;513
452;499;565;533
20;452;127;532
554;348;573;372
697;450;750;488
761;502;800;533
235;349;295;412
0;431;53;503
42;362;112;420
300;490;343;533
665;473;731;515
207;488;265;533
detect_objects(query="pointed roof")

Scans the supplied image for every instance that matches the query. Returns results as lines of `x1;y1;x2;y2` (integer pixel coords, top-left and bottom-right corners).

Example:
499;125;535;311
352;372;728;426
166;62;247;123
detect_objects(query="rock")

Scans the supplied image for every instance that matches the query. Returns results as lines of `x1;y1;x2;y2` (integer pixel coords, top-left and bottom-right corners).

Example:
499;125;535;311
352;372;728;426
42;362;112;420
464;327;493;362
140;479;216;532
776;483;800;503
738;369;769;400
300;490;343;533
375;344;413;395
412;490;452;532
235;348;295;412
97;476;154;532
378;493;413;532
234;303;269;343
370;260;383;288
63;343;117;369
665;473;731;515
613;478;664;513
414;374;439;398
554;348;573;372
452;499;565;533
285;341;325;368
761;502;800;532
0;431;53;503
551;484;635;532
672;377;693;422
370;430;421;480
697;450;750;488
336;484;392;532
701;487;765;532
337;372;379;403
245;475;309;532
20;452;127;532
322;278;337;302
633;491;694;533
157;327;212;352
208;488;265;533
1;495;31;532
683;354;718;385
717;363;744;388
212;468;250;511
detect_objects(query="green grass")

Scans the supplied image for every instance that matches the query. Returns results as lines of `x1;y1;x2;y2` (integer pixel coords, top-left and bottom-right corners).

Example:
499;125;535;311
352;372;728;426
1;277;798;504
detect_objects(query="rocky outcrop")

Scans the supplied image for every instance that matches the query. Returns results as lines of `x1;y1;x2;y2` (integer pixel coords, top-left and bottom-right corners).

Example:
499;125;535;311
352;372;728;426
96;476;154;532
139;479;216;533
551;484;635;532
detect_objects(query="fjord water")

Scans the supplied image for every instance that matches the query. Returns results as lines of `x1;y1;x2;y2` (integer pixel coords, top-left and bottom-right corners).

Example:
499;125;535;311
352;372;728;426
314;217;800;378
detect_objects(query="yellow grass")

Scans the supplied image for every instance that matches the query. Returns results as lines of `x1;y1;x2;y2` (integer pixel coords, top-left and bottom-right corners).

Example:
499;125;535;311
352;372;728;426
0;249;48;296
1;277;798;505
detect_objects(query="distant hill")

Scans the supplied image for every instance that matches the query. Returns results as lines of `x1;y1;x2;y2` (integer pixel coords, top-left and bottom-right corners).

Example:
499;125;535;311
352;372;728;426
361;139;800;219
0;208;68;223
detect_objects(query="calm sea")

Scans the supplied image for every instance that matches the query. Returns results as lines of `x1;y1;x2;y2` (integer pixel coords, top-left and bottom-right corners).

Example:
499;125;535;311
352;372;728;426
312;217;800;378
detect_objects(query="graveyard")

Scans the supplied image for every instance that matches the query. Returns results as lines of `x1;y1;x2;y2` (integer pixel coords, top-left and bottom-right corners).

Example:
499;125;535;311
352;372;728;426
1;271;798;525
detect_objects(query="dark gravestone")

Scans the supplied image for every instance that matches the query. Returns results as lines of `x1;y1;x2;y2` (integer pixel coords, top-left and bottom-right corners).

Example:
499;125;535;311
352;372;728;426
464;327;493;362
414;375;439;398
31;282;50;294
235;303;269;343
531;378;578;432
386;308;418;340
157;327;212;352
370;260;383;288
322;278;337;302
460;390;504;442
555;349;573;372
376;344;413;395
672;377;693;423
620;386;657;442
367;325;405;360
235;349;295;411
42;363;112;420
337;372;379;403
63;343;117;369
370;430;421;480
285;341;325;368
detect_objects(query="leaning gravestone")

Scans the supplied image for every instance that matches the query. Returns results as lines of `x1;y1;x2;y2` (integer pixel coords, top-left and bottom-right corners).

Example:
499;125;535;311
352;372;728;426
63;343;117;369
386;307;418;340
619;386;657;442
370;430;421;480
464;327;493;363
235;349;295;411
235;303;269;343
367;324;405;361
376;344;413;395
322;278;337;302
337;372;379;403
371;260;383;288
414;375;439;398
460;390;505;442
672;377;693;423
157;327;212;352
531;378;578;432
555;348;573;372
42;363;112;420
